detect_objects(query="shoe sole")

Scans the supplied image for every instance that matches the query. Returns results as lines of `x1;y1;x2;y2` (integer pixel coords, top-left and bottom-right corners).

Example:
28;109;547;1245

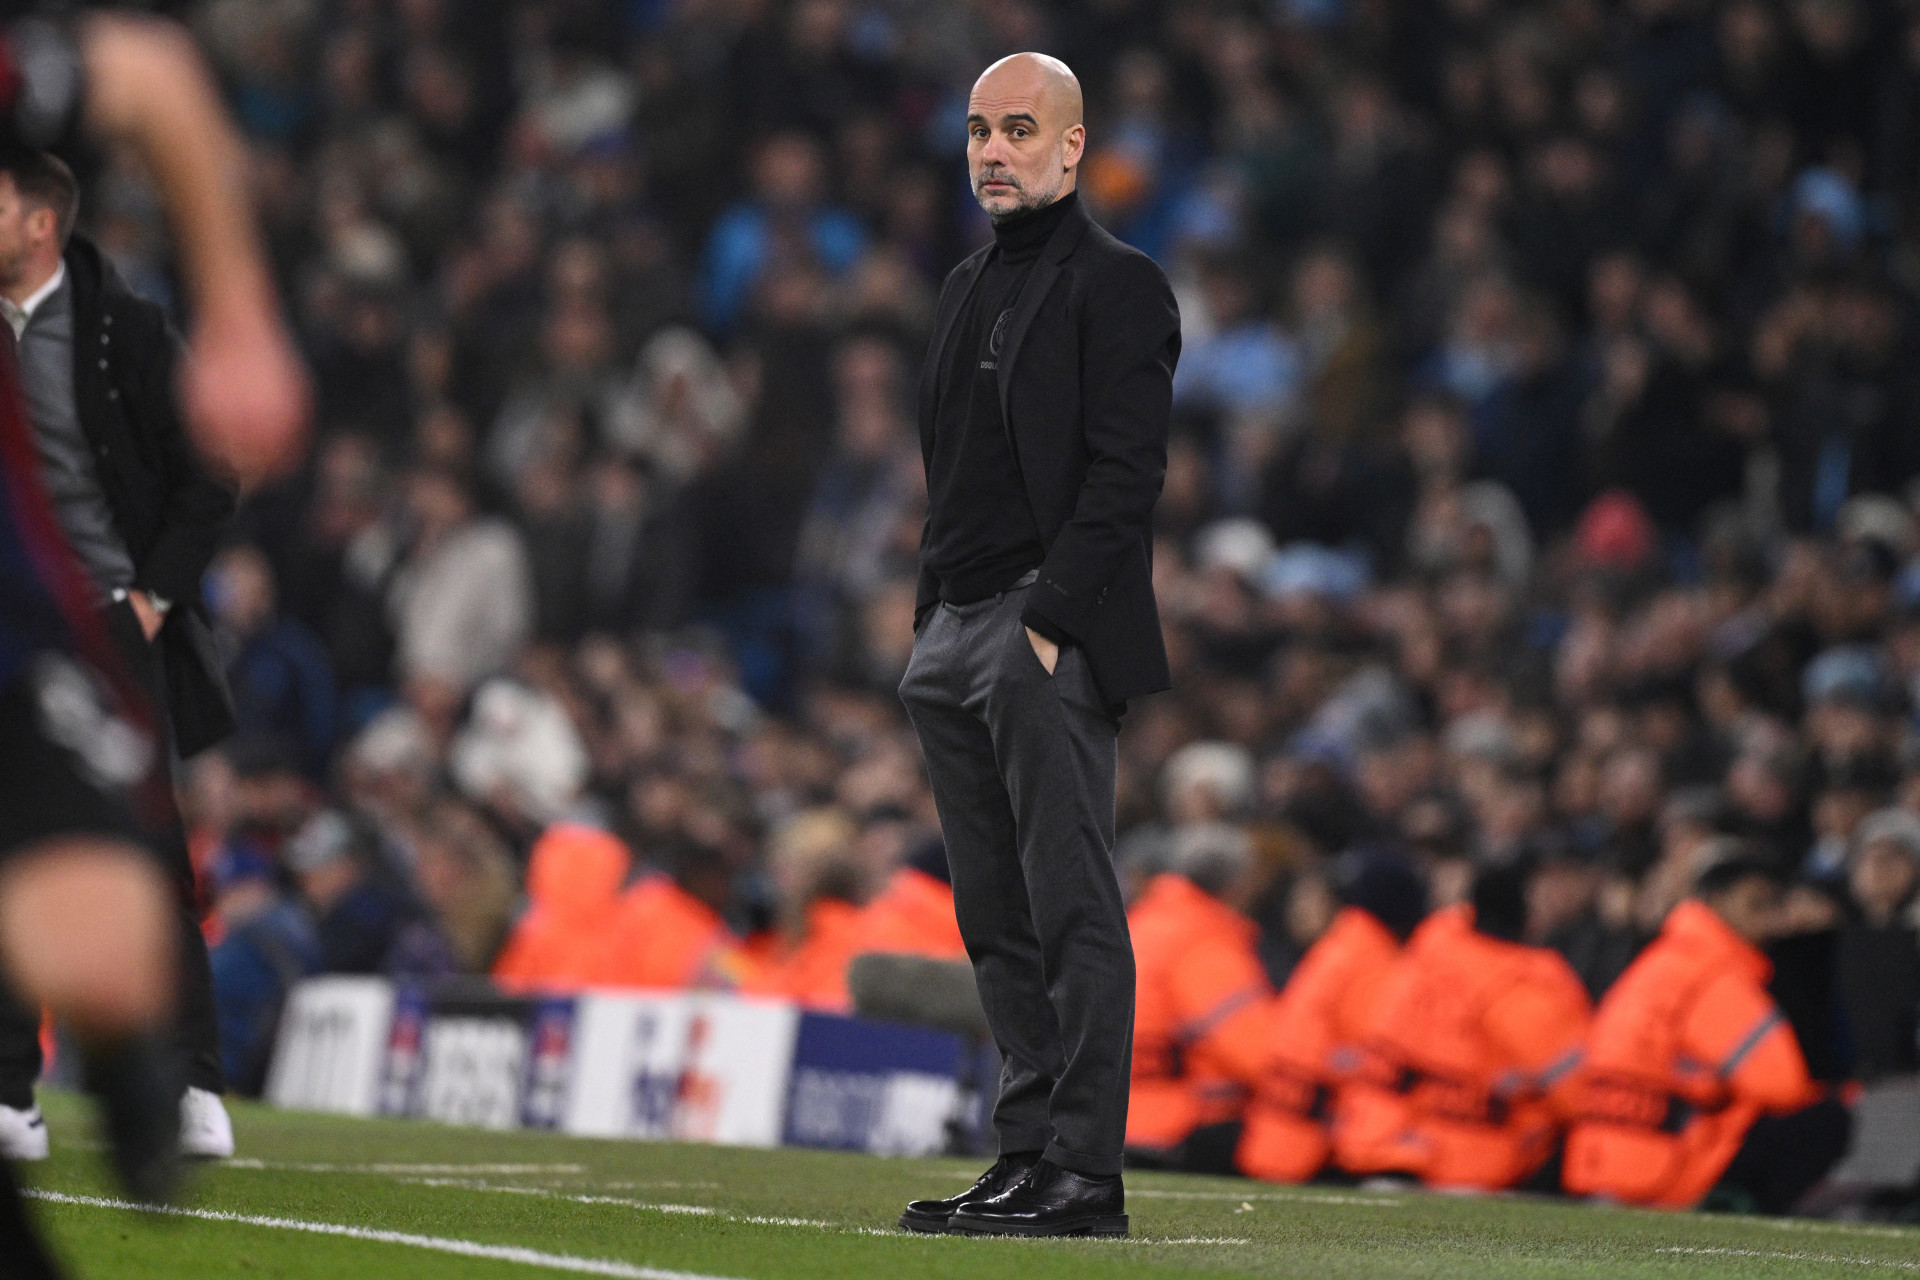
897;1209;951;1233
180;1135;235;1160
179;1133;234;1160
946;1213;1128;1237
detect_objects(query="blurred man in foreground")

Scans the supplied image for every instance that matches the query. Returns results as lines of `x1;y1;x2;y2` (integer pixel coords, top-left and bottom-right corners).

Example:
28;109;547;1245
0;10;307;1275
1564;855;1851;1212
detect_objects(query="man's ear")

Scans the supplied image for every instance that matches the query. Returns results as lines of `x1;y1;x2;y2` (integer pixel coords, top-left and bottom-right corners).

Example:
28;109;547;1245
27;206;56;248
1062;123;1086;172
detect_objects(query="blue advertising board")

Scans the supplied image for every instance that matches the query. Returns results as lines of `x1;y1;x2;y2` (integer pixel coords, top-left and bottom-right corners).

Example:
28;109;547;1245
782;1012;972;1155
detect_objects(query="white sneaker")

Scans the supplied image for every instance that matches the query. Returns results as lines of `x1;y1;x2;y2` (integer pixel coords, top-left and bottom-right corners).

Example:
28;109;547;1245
0;1103;49;1161
178;1087;234;1159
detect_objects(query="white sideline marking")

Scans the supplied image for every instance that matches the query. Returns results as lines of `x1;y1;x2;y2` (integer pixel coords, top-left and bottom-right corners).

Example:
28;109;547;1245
1752;1217;1920;1242
399;1177;835;1229
1129;1188;1403;1207
1659;1246;1920;1271
228;1159;587;1176
26;1189;746;1280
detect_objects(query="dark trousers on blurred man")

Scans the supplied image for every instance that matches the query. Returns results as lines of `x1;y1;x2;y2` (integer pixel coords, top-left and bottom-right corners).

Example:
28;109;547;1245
0;601;225;1107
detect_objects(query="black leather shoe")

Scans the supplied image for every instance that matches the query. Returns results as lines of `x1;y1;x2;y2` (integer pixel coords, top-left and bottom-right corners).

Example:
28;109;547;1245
898;1152;1039;1233
946;1158;1127;1237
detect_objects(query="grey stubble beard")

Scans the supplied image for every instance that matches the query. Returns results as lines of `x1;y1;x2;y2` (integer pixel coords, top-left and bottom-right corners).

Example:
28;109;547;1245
975;168;1065;226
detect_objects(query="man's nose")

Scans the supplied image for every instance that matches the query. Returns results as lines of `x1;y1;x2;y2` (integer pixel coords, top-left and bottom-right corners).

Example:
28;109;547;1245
979;132;1011;167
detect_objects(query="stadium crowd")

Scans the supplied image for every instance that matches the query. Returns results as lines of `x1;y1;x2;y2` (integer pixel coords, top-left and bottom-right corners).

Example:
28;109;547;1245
94;0;1920;1215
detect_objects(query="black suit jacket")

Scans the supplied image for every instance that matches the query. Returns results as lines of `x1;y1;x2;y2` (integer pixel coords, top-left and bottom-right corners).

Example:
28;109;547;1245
915;196;1180;704
64;233;238;755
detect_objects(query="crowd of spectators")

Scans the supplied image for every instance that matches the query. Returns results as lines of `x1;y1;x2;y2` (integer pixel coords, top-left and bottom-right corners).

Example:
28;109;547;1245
104;0;1920;1185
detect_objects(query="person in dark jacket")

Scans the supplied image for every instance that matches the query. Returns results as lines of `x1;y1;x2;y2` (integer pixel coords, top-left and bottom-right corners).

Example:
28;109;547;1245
282;809;418;977
1836;810;1920;1081
0;147;240;1162
897;53;1178;1239
205;544;336;779
205;842;320;1098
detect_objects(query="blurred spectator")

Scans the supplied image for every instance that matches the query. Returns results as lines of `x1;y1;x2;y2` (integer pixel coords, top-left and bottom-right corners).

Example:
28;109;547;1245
700;133;867;334
387;465;533;696
1566;857;1849;1213
407;799;518;975
1126;824;1275;1171
608;327;745;485
207;842;320;1097
1163;741;1257;825
739;808;867;1011
492;824;631;992
282;809;420;977
1238;847;1424;1182
450;678;591;835
218;739;322;866
1835;810;1920;1081
793;332;921;673
1335;866;1590;1191
208;545;338;778
589;837;742;990
336;707;439;861
852;838;965;961
1173;250;1301;424
485;293;630;493
272;432;397;710
1532;838;1640;1002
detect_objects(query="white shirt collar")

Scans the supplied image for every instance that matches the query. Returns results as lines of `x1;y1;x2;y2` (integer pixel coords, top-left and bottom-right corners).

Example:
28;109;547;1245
0;260;65;340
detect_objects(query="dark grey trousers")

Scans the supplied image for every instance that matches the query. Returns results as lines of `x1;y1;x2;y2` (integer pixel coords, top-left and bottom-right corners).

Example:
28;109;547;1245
899;583;1135;1176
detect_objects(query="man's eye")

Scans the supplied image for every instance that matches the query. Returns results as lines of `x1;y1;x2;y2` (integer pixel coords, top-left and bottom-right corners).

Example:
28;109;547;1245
1013;128;1028;138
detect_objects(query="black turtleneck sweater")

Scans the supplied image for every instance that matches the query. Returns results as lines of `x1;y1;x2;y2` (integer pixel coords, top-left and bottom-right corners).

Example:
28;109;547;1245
923;192;1078;604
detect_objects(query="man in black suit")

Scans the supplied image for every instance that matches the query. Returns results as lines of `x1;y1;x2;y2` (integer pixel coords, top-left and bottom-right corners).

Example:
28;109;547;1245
0;148;238;1164
896;52;1178;1238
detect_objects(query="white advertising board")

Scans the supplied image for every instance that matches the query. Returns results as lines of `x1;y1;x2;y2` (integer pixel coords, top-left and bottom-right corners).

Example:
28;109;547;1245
561;990;799;1147
261;979;970;1155
263;976;396;1116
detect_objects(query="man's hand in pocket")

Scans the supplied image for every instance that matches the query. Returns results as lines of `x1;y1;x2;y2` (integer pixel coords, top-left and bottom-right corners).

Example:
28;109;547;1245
1025;626;1058;675
129;591;165;642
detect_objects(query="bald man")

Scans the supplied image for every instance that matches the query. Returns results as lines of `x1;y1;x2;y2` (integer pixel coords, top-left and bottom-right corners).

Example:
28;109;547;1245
897;53;1179;1238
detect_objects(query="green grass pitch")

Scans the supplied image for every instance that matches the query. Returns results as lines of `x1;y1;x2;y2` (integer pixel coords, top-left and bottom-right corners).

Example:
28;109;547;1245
15;1091;1919;1278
